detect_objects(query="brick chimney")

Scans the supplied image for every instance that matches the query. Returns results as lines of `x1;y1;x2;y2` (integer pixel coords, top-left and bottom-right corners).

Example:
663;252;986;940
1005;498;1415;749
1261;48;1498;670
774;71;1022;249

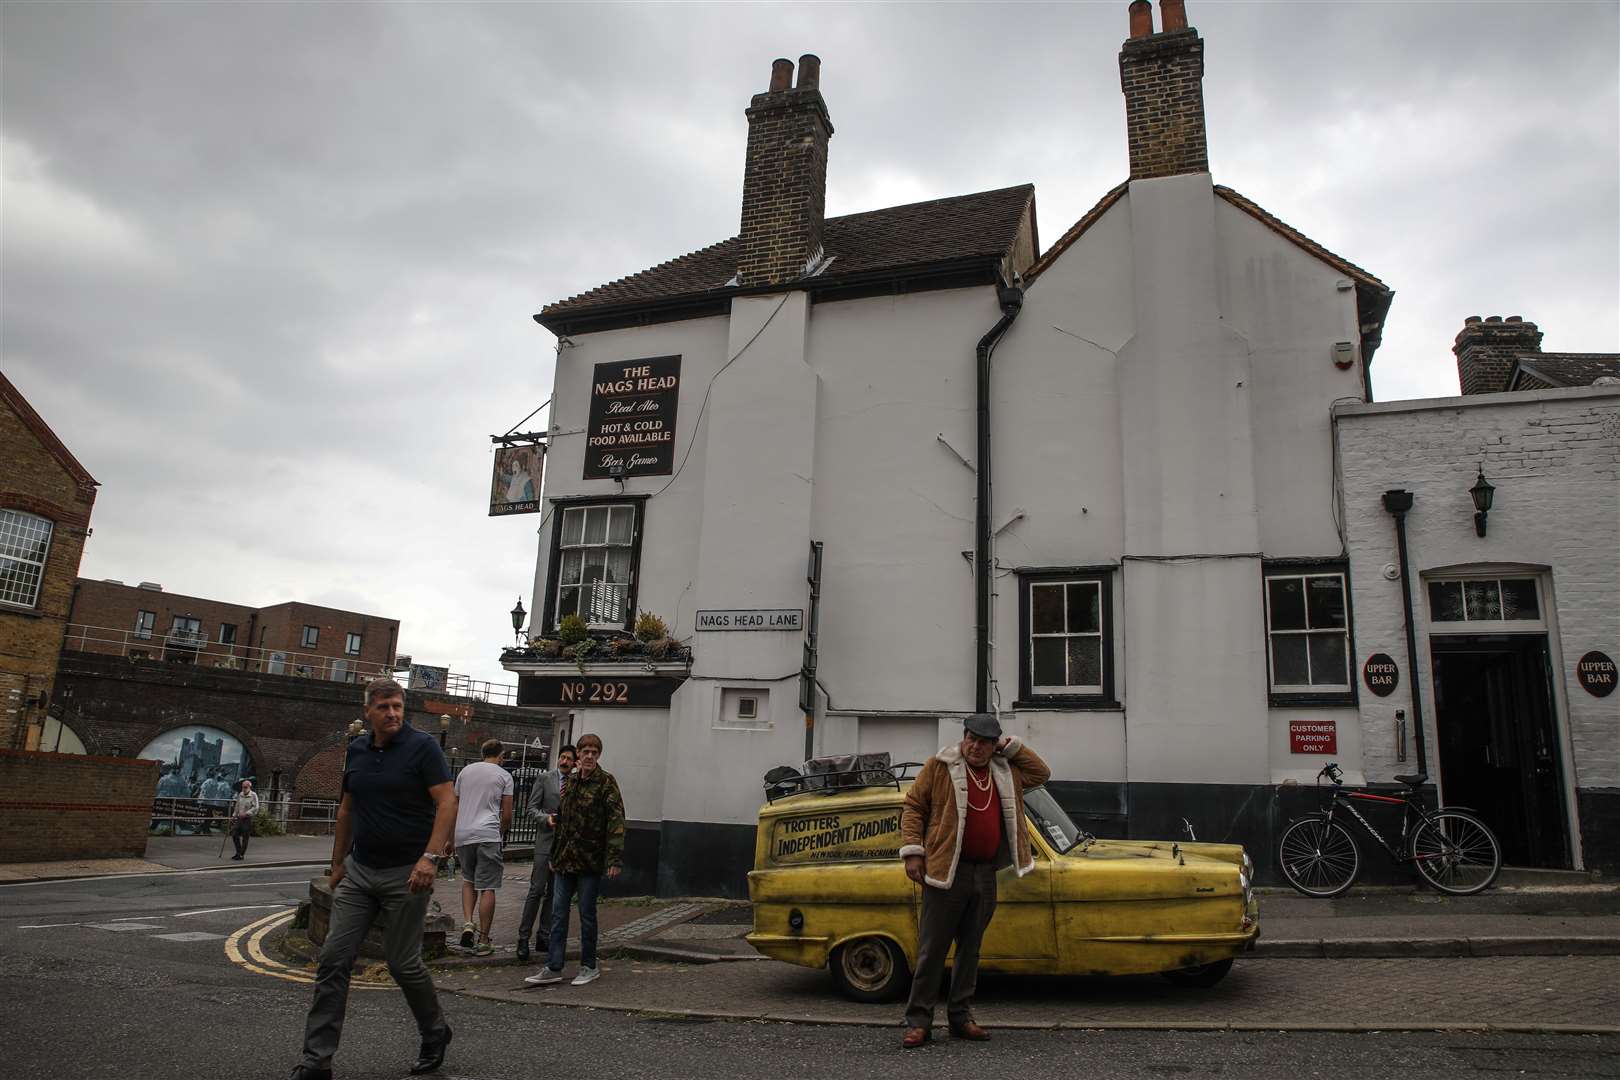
737;54;834;289
1119;0;1210;180
1453;315;1543;395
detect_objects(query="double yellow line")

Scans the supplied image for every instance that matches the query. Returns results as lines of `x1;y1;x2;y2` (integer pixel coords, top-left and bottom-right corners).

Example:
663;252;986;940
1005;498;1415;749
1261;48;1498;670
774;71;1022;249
223;908;385;990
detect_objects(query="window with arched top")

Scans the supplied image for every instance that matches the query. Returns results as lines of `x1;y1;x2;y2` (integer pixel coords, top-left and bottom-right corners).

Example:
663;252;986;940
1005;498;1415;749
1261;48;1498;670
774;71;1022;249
0;509;54;609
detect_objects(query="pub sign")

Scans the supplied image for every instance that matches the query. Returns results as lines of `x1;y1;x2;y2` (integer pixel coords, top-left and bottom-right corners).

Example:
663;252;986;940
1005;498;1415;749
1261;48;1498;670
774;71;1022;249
1363;653;1399;697
1576;651;1617;698
517;674;682;709
583;355;681;480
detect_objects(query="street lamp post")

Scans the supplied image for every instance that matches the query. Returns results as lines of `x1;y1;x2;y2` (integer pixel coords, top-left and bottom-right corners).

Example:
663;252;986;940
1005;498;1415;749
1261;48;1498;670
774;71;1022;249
510;598;528;648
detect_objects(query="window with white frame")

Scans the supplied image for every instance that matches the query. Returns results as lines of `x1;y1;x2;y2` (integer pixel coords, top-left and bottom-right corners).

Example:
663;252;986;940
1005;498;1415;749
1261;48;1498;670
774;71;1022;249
345;632;362;655
1022;576;1109;699
1265;571;1351;695
0;509;53;609
554;503;637;628
1427;577;1541;625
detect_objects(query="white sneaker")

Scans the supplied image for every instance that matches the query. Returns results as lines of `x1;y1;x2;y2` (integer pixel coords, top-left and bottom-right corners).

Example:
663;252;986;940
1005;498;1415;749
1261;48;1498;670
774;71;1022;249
570;965;600;986
524;968;564;986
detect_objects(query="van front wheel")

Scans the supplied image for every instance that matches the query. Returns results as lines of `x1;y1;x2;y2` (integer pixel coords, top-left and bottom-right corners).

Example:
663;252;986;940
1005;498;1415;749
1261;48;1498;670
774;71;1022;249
830;937;911;1003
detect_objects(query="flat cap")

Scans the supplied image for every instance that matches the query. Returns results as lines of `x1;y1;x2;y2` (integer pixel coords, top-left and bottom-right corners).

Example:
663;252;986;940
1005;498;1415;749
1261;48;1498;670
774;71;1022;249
962;712;1002;740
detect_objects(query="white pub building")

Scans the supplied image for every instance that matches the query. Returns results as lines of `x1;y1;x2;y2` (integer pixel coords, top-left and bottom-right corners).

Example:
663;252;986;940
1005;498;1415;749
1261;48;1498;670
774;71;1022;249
505;1;1619;895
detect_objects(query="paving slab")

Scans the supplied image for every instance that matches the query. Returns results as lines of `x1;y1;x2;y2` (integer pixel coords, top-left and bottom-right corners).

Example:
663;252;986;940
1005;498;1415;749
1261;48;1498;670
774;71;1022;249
448;953;1620;1033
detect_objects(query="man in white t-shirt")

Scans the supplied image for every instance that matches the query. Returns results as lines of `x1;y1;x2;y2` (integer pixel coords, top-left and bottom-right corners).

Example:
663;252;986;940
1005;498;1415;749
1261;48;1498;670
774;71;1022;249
453;740;514;956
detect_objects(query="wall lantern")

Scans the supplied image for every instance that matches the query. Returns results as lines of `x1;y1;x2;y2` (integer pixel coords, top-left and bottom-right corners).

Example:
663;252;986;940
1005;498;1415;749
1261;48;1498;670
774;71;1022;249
439;713;452;750
510;597;527;646
1469;467;1495;538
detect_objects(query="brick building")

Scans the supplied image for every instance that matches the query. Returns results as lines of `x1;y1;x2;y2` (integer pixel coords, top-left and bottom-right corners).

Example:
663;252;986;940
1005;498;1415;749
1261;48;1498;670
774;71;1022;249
0;370;98;750
1453;315;1619;396
67;578;399;682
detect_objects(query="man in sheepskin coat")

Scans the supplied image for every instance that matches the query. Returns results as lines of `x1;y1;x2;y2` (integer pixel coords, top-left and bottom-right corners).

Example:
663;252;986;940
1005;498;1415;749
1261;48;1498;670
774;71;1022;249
898;713;1050;1047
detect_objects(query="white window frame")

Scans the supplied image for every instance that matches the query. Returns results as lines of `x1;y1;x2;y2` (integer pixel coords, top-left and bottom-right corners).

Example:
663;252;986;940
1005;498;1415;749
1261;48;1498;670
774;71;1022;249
1027;578;1106;697
345;632;362;656
553;503;638;630
1426;575;1545;633
1264;571;1352;695
0;509;53;610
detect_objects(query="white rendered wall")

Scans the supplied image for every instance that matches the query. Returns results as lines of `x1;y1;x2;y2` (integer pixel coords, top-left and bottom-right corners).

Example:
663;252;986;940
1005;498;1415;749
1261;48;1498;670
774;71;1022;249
1335;387;1620;861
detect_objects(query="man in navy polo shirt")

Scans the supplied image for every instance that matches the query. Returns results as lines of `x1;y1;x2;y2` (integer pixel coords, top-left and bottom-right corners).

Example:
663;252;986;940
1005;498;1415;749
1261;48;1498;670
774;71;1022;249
290;677;458;1080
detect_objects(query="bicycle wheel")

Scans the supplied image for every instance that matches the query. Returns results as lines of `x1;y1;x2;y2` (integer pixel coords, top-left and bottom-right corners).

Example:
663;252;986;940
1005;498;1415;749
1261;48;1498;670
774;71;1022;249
1410;810;1501;895
1278;816;1360;898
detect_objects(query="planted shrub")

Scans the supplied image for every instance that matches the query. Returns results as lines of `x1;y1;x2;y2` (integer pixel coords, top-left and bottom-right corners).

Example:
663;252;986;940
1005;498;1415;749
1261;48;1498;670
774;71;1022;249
557;613;589;645
634;611;668;642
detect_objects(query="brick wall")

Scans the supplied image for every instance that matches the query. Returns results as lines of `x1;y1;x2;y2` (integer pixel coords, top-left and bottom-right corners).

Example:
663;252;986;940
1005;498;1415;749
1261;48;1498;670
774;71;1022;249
1119;25;1209;181
68;579;256;655
51;651;554;803
1;381;96;750
1453;315;1543;396
254;601;398;671
737;56;832;288
1336;386;1620;868
0;749;158;860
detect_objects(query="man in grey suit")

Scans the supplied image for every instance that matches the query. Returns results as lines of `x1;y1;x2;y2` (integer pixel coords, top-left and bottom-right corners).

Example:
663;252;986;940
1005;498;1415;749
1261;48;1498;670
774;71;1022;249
514;744;575;963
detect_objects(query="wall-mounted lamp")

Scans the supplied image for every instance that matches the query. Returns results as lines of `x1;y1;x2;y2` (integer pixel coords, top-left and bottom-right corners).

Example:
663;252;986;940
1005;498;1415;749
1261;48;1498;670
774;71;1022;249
1469;467;1495;537
439;713;452;750
510;597;527;646
608;461;627;489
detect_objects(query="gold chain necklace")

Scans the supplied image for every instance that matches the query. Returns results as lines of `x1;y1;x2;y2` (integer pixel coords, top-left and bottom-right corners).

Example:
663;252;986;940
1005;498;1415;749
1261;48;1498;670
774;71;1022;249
966;764;993;811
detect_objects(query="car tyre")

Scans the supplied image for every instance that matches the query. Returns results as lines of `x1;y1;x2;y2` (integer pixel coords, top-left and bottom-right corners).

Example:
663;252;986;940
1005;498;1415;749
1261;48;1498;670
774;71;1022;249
829;937;911;1003
1160;958;1234;988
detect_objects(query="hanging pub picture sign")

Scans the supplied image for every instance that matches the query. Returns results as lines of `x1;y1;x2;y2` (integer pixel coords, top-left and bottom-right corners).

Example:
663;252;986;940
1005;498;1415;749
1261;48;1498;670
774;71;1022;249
1363;653;1399;697
583;355;681;480
1575;651;1617;697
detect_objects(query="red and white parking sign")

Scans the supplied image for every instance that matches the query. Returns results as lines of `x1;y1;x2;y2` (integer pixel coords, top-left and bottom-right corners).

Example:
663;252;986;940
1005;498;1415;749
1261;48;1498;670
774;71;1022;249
1289;719;1337;754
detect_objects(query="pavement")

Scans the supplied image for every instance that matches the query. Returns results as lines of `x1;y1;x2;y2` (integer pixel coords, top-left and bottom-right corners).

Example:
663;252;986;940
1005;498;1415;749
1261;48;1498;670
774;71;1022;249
0;833;334;881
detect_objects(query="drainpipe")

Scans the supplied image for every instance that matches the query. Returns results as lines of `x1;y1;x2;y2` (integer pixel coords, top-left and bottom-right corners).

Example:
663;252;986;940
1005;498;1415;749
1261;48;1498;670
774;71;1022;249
975;280;1025;713
1381;489;1429;776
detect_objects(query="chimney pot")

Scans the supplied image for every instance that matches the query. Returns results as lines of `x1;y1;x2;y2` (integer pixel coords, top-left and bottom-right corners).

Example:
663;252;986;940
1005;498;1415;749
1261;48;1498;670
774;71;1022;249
1485;315;1503;323
796;54;821;90
1161;0;1188;31
1454;314;1543;395
1506;315;1522;323
769;58;793;92
1128;0;1153;39
1465;315;1483;324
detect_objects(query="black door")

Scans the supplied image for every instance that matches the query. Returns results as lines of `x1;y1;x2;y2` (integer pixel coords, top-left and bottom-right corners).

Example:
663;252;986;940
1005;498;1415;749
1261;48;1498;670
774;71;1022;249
1430;635;1568;868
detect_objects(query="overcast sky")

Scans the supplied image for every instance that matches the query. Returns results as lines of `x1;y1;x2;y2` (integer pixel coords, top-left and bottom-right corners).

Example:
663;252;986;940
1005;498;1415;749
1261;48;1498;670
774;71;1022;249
3;1;1615;688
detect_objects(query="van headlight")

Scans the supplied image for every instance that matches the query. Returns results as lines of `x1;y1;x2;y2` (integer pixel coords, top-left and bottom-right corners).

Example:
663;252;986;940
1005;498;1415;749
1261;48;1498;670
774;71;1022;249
1240;852;1254;903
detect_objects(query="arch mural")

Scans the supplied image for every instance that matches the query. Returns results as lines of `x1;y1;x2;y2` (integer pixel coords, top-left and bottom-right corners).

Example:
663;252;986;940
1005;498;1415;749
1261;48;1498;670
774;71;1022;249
140;725;256;802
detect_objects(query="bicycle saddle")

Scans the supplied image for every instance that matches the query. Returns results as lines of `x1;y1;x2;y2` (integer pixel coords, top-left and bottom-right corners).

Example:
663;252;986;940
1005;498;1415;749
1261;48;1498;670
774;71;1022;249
1393;773;1429;787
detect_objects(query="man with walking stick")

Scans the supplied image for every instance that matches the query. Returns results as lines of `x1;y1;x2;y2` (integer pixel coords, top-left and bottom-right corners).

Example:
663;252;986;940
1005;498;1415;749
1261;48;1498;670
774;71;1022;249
228;778;259;861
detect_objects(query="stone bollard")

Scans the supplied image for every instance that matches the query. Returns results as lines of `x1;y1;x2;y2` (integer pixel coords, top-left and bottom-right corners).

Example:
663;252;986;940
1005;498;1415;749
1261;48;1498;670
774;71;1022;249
304;877;455;960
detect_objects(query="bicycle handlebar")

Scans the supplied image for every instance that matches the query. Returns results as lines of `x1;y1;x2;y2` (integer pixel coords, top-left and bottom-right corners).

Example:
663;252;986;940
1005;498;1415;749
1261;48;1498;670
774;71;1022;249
1318;762;1344;785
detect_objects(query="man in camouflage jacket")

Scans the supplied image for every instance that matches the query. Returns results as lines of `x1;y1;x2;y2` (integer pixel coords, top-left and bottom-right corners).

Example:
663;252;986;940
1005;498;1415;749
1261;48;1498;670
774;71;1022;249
524;732;624;987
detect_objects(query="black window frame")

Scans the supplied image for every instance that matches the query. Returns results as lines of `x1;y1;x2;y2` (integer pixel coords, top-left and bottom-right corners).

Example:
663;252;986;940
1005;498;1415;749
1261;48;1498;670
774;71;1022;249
540;494;648;636
1262;558;1358;707
344;631;362;656
134;609;156;640
218;623;237;645
301;625;319;648
1015;567;1117;710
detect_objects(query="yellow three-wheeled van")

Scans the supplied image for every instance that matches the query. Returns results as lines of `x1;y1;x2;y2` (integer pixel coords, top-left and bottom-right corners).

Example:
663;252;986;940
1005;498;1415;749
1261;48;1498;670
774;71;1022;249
746;765;1258;1002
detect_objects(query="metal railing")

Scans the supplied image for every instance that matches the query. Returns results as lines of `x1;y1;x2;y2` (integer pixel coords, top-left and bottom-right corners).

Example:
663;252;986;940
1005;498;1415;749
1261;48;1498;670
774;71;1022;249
66;623;525;704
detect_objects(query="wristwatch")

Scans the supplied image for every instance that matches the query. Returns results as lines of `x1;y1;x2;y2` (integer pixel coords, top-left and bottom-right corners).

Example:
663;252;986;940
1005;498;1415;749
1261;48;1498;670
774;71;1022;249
420;852;443;865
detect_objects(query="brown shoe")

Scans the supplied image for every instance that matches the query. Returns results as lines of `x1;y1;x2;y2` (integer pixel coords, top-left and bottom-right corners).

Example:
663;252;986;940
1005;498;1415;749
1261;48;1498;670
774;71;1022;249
901;1027;931;1048
949;1020;991;1041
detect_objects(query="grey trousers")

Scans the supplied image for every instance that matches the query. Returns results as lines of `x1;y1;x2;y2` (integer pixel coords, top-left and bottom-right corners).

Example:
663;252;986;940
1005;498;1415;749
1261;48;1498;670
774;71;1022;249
516;847;553;945
904;862;998;1029
300;856;448;1068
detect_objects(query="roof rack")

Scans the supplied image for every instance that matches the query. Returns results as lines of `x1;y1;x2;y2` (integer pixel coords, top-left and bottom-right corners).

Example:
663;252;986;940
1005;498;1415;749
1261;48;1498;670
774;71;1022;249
762;752;926;803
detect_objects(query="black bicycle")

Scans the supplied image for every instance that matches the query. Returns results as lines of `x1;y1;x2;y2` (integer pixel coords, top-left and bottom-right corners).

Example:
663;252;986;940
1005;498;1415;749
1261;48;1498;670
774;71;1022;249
1278;762;1502;897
